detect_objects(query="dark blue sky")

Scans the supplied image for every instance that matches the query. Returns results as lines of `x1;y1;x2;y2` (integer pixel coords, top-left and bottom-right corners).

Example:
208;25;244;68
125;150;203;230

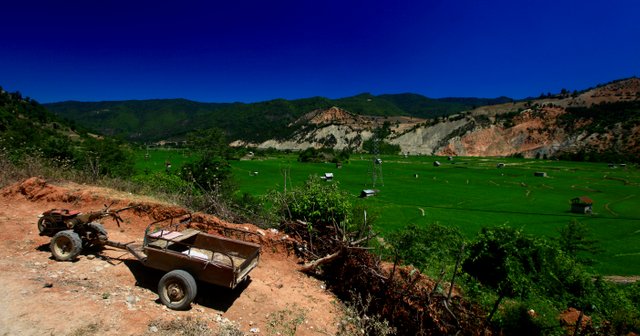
1;0;639;103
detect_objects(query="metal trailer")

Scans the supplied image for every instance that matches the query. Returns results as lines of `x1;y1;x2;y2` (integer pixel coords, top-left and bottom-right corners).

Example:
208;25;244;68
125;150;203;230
110;213;261;310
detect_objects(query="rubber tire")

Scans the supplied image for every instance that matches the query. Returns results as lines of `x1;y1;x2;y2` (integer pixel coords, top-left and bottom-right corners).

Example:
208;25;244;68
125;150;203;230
86;222;108;243
37;216;51;234
50;230;82;261
158;270;197;310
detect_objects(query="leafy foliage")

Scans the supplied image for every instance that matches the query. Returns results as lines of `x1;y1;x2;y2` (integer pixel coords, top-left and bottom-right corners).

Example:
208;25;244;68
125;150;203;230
279;177;353;228
76;137;135;178
181;156;232;193
461;225;640;333
297;147;350;163
463;226;542;298
387;223;465;273
379;93;513;119
0;87;134;179
562;101;640;132
362;121;401;155
187;128;229;159
361;139;401;155
131;172;195;195
557;220;601;265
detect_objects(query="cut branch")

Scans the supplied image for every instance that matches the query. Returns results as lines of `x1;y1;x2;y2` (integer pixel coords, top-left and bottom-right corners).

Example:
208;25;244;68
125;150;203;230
350;233;378;246
300;250;341;273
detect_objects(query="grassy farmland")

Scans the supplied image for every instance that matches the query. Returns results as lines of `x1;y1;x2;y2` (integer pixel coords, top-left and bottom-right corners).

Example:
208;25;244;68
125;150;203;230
135;150;640;275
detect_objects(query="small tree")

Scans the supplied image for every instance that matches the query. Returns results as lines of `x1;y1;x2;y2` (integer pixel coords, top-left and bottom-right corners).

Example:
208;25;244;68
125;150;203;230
187;128;228;159
280;177;353;228
181;156;232;193
463;227;540;324
77;137;135;178
387;223;464;274
557;220;601;265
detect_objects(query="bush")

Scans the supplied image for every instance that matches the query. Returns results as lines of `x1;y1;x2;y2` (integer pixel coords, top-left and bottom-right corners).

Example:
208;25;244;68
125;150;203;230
279;177;352;228
75;137;135;178
181;156;233;193
362;139;401;155
132;172;195;195
386;223;465;276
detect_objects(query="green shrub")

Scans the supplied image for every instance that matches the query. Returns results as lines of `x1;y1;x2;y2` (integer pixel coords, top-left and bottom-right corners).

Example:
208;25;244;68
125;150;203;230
281;177;352;227
386;223;465;275
132;172;195;195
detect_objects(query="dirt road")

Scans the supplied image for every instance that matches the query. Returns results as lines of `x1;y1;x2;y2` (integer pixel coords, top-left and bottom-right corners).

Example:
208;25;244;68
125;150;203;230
0;178;339;335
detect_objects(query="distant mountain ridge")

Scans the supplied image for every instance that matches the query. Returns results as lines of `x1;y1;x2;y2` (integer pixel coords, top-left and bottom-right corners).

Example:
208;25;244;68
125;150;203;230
43;78;640;161
44;93;513;143
234;78;640;161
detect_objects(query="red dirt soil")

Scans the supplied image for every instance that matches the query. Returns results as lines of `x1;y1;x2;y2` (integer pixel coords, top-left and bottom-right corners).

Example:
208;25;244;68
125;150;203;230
0;177;340;335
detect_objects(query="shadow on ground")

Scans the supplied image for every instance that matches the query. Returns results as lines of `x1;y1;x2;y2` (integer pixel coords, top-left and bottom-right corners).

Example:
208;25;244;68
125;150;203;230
35;243;250;312
121;258;250;312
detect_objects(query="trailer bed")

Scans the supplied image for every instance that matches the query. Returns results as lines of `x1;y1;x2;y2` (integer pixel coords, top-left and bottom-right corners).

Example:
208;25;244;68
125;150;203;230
137;215;260;289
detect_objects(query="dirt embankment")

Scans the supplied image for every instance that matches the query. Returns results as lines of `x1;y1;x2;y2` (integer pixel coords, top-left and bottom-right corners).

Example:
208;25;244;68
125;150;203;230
0;177;339;335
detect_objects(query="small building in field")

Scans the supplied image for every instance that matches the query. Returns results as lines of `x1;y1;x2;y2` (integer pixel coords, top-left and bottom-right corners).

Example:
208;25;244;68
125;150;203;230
534;172;547;177
571;196;593;214
321;173;334;181
360;189;379;198
497;163;505;168
433;161;441;167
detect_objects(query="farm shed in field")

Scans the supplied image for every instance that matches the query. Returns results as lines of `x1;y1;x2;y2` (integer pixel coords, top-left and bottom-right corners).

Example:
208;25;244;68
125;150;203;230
360;189;378;198
321;173;334;181
497;163;505;168
534;172;547;177
433;161;441;167
571;196;593;214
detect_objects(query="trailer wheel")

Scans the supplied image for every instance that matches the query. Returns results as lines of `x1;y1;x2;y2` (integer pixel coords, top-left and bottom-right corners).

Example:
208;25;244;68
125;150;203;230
50;230;82;261
158;270;197;310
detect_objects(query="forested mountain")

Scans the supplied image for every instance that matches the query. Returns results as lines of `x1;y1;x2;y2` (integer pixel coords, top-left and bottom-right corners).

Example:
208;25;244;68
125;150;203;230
44;93;512;143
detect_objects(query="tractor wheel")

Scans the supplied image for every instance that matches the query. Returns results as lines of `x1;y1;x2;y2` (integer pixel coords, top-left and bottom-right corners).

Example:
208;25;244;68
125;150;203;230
37;216;52;235
86;222;108;245
158;270;197;310
50;230;82;261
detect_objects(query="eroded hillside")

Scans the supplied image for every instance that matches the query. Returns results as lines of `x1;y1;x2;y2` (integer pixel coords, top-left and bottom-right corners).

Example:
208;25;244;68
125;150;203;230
242;78;640;159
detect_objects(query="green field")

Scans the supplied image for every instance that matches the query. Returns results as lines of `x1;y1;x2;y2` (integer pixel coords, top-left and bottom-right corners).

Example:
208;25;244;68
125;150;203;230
135;150;640;275
133;148;198;174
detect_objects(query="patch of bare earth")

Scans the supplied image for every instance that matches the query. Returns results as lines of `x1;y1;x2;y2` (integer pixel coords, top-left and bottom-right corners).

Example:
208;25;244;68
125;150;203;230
0;177;339;335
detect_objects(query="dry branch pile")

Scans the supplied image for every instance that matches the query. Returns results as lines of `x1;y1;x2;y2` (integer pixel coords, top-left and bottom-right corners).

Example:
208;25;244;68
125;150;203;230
281;219;489;335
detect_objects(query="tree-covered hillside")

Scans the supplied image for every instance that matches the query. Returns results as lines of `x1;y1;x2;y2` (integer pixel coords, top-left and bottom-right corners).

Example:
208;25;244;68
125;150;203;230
45;93;512;143
0;87;134;178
